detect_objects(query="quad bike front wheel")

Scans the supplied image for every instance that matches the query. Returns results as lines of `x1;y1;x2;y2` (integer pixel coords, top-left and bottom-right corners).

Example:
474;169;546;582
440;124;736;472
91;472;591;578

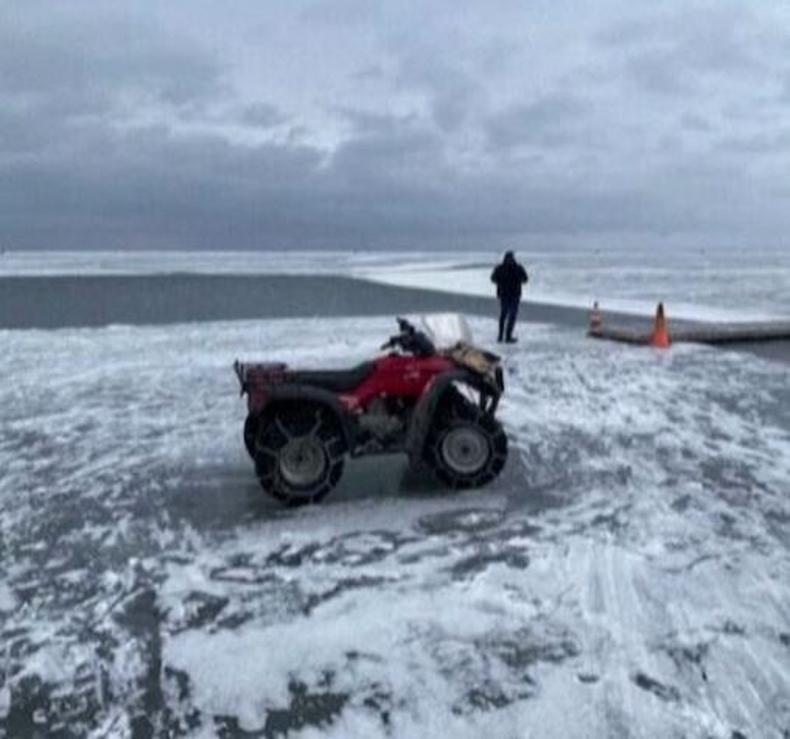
424;389;508;488
253;404;346;505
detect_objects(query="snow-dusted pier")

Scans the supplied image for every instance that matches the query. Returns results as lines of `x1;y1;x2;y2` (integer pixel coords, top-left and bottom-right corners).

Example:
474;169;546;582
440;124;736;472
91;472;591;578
590;320;790;345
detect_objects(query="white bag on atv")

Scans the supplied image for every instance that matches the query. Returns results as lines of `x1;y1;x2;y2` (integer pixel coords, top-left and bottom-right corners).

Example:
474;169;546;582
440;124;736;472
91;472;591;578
419;313;500;387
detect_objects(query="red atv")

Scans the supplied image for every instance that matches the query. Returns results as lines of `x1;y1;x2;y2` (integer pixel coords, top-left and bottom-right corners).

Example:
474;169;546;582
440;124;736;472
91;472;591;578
234;318;508;505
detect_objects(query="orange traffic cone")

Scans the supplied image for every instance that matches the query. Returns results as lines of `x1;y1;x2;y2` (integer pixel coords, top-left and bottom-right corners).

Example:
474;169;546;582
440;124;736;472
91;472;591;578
588;301;602;334
649;302;670;348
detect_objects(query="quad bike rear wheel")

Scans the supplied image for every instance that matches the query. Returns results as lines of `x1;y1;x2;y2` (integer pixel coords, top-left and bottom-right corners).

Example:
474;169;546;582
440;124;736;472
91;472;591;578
243;414;258;458
424;388;508;488
253;404;346;505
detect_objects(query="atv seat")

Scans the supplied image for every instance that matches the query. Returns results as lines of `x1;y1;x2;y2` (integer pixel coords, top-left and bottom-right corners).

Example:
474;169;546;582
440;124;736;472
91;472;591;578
292;361;375;392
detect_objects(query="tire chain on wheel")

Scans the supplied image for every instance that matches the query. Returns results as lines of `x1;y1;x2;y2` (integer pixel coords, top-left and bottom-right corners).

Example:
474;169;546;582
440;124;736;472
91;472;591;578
424;388;508;488
243;414;258;458
253;405;346;505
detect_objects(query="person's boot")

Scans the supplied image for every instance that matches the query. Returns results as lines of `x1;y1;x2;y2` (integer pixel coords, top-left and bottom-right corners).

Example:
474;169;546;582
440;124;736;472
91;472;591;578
506;335;518;343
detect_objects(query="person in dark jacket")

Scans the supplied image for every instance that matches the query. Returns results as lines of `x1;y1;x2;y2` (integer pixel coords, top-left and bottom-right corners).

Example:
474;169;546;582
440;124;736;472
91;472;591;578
491;251;528;343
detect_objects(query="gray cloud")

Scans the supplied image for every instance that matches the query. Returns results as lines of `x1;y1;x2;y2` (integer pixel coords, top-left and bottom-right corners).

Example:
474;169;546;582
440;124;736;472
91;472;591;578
299;0;381;27
0;14;225;113
715;129;790;155
679;113;713;133
394;54;482;132
600;5;790;97
485;94;589;150
237;103;288;128
2;0;790;251
780;74;790;103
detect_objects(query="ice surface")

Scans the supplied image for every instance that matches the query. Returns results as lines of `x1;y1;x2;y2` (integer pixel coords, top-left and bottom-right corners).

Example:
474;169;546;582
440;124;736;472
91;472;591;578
2;246;789;322
355;260;790;323
1;315;789;736
0;583;16;612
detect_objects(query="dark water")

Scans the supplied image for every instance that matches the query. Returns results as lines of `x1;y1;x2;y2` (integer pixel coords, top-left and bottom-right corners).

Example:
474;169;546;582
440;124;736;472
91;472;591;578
1;273;788;362
0;273;587;330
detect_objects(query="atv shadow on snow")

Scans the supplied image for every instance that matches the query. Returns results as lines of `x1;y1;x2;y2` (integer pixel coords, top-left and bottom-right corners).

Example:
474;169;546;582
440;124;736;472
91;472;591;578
169;441;535;534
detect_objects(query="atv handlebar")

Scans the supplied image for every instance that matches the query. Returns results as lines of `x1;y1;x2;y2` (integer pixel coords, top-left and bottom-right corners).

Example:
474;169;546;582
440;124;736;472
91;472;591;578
380;317;436;357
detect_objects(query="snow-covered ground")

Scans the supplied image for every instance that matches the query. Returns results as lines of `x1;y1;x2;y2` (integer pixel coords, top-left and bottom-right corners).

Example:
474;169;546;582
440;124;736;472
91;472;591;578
1;316;789;737
351;250;790;323
3;247;790;322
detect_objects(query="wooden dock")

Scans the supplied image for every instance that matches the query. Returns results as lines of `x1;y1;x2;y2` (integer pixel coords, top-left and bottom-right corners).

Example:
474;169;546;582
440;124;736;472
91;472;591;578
589;321;790;346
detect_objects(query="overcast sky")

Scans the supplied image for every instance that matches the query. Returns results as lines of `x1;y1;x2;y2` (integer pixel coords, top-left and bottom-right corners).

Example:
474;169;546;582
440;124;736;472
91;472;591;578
2;0;790;251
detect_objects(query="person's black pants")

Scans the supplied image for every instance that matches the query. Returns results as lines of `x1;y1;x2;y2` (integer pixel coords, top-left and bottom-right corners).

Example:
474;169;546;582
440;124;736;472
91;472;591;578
498;296;520;341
